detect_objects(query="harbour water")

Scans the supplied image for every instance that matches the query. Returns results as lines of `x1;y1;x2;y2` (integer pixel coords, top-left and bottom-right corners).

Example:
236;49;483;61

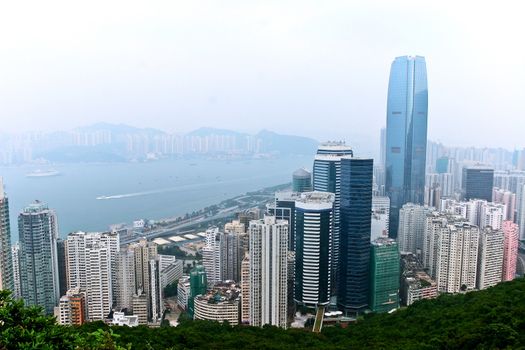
0;155;313;241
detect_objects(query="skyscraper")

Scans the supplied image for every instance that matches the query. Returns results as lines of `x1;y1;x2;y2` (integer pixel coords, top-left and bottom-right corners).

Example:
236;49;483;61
338;157;373;313
249;216;288;328
502;221;518;281
462;166;494;201
369;238;400;313
385;55;428;238
0;178;13;292
130;239;158;321
65;231;119;321
11;243;21;299
267;191;301;251
312;141;353;289
188;265;207;318
292;168;312;193
397;203;431;256
294;191;334;308
19;201;60;314
220;230;242;282
477;227;504;290
202;227;221;284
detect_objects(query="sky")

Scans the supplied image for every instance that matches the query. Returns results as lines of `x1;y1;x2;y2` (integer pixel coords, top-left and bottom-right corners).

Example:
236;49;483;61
1;1;524;151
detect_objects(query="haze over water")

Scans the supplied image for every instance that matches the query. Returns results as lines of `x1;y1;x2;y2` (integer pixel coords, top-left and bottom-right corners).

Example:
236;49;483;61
1;155;312;241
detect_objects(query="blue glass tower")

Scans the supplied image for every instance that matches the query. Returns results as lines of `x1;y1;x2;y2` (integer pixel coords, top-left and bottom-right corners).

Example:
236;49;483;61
338;157;373;314
385;56;428;238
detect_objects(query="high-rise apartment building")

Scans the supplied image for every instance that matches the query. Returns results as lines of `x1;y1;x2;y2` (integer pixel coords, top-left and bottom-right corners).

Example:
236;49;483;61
11;243;21;299
240;253;250;324
338;157;373;313
477;227;504;290
294;191;334;308
116;248;136;311
202;227;221;284
188;265;207;317
493;188;516;222
369;238;399;313
397;203;431;256
385;56;428;238
462;166;494;201
0;178;13;291
19;201;60;315
502;221;518;281
65;231;119;321
249;216;288;328
220;231;242;282
177;276;190;310
132;290;148;325
130;239;158;321
292;168;312;193
313;141;353;285
58;288;87;325
423;214;480;293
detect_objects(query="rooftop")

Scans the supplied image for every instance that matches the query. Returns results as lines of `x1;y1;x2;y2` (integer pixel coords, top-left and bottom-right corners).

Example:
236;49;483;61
195;281;241;304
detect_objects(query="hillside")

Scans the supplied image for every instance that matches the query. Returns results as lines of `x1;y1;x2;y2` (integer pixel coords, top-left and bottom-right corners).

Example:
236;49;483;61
1;278;524;349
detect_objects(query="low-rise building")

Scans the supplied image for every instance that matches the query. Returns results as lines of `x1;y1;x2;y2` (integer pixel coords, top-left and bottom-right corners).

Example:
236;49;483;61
112;312;139;327
193;281;241;325
400;253;438;306
57;288;87;325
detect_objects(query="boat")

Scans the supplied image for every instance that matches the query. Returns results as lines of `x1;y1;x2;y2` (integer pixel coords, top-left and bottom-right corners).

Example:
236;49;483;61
26;169;61;177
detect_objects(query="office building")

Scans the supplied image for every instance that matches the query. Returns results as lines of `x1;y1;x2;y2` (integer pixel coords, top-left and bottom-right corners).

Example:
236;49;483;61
462;166;494;201
477;227;504;290
369;238;399;313
249;216;288;328
294;191;334;307
371;196;390;241
397;203;431;256
267;191;301;251
58;288;87;325
193;282;241;325
313;141;353;285
56;239;67;297
188;265;207;317
338;157;373;313
502;221;518;281
19;201;60;315
292;168;312;193
0;178;13;292
385;56;428;238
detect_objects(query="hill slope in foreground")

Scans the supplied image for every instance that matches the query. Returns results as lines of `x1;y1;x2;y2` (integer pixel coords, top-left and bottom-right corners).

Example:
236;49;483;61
1;278;525;349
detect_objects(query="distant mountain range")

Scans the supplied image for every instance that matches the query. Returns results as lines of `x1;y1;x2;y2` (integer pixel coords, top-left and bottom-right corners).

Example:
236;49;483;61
27;123;318;163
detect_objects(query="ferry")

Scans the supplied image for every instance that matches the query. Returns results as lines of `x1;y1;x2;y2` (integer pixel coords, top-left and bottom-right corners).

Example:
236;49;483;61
26;169;61;177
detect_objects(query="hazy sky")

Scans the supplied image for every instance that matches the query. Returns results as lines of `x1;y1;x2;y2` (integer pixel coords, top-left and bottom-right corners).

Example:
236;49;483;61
1;1;524;150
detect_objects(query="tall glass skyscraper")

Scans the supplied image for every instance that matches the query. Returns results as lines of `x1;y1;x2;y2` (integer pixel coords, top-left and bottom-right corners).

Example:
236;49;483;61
338;157;373;314
313;141;353;292
385;56;428;238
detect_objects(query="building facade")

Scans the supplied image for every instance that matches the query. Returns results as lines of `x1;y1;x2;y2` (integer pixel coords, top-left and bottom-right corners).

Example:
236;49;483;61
477;227;504;290
338;157;373;313
18;201;60;315
292;168;312;193
369;238;399;313
502;221;519;281
385;56;428;238
0;178;13;292
294;191;334;307
249;216;288;328
462;166;494;201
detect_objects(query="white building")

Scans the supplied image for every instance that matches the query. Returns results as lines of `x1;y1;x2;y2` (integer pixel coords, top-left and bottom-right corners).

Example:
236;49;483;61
424;214;480;294
398;203;432;256
240;254;250;324
371;196;390;241
477;227;504;290
112;312;139;327
177;276;190;310
11;243;21;299
65;231;119;321
202;227;221;285
158;254;183;289
249;216;288;328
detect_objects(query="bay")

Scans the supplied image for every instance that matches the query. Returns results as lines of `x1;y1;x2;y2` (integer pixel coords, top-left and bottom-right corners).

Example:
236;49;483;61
0;155;313;241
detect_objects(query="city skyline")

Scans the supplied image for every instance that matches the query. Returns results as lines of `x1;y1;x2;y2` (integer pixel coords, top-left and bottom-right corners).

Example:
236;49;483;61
1;2;524;150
